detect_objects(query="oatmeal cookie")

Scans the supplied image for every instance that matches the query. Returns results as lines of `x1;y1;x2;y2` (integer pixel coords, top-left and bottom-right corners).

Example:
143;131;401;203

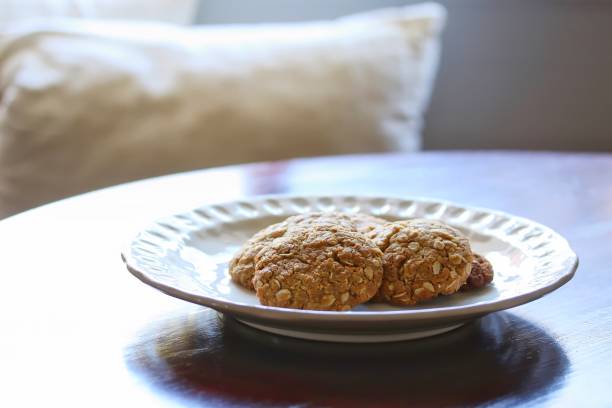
253;226;383;311
368;219;473;305
462;253;494;290
228;212;385;290
228;221;290;289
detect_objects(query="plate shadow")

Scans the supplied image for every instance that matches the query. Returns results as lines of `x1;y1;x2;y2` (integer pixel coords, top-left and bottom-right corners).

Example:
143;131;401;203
124;309;568;407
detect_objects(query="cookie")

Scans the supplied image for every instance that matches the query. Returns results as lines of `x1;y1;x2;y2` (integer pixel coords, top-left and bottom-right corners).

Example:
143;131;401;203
228;221;291;289
462;253;494;290
368;219;473;305
253;226;383;311
288;212;386;233
228;212;386;290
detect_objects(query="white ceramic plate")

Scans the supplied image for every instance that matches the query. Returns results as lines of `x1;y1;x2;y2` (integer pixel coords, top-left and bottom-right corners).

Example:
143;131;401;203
122;195;578;342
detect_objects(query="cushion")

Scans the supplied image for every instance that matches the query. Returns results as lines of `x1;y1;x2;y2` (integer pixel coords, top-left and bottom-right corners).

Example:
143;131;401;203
0;0;198;24
0;3;445;218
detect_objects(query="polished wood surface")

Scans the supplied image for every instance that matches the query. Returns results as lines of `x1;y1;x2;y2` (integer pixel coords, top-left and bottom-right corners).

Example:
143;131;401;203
1;152;610;407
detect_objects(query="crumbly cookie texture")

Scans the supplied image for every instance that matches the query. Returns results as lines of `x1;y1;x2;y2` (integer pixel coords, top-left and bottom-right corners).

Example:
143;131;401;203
289;212;386;234
368;219;474;305
252;226;384;311
462;253;494;290
228;221;290;289
228;212;386;290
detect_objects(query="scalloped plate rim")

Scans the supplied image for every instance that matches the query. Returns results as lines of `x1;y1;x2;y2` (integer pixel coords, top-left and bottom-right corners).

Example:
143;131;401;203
122;194;579;322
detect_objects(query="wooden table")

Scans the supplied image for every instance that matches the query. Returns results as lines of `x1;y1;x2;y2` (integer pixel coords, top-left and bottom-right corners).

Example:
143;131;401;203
1;152;610;407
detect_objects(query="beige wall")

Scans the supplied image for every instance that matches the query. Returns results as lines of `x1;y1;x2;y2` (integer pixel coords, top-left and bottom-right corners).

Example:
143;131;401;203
196;0;612;152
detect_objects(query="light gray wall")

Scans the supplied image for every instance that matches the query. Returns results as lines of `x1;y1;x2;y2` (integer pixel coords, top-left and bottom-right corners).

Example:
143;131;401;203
196;0;612;152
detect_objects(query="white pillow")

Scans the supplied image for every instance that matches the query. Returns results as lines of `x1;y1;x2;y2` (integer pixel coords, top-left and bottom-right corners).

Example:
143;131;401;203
0;3;445;218
0;0;198;24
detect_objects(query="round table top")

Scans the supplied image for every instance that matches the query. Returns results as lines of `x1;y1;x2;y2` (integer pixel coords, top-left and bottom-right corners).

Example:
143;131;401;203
1;151;610;407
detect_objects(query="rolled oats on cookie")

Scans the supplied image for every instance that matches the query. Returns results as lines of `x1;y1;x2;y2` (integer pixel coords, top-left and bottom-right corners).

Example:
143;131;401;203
368;219;474;305
228;212;385;290
228;220;291;289
252;226;383;311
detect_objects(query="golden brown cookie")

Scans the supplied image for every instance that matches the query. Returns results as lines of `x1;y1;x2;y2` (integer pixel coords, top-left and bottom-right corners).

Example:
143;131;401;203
462;253;494;290
228;220;291;289
288;212;386;233
368;219;473;305
253;226;384;311
228;212;385;290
